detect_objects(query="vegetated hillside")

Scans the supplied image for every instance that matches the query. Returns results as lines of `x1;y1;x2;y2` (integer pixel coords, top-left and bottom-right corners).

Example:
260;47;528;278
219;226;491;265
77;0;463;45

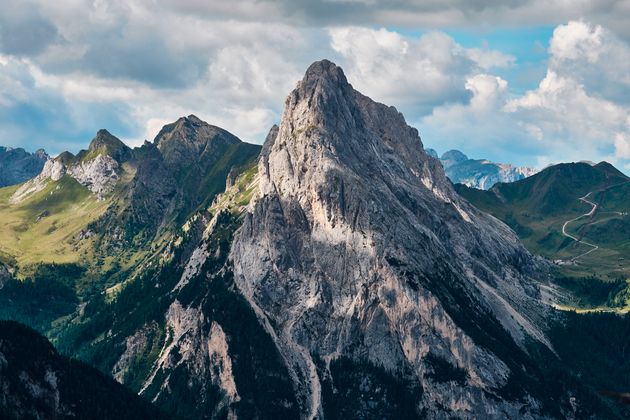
455;161;630;307
0;119;264;419
0;118;260;346
455;162;629;256
0;320;166;419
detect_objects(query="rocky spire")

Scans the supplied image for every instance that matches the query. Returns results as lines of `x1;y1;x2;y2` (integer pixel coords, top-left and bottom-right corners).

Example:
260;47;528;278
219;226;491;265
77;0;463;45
87;129;132;163
232;60;555;418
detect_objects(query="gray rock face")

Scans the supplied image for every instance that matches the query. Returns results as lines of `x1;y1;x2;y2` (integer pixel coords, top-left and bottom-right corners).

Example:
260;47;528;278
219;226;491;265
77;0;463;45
154;114;241;173
438;149;537;190
231;60;554;418
67;154;120;196
0;146;48;188
10;159;66;203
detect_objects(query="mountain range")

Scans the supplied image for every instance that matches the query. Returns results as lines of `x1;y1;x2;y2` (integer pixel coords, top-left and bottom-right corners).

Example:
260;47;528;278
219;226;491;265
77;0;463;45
0;146;48;188
0;60;628;418
426;148;537;189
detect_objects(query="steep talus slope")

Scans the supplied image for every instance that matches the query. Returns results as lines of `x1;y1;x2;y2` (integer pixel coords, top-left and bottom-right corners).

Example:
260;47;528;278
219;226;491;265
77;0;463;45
0;146;48;188
0;320;164;419
230;60;602;417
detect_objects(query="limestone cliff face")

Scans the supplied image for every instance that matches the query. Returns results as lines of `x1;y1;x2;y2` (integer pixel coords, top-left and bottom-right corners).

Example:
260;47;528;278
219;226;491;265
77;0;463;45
231;60;554;418
11;130;131;203
10;159;67;203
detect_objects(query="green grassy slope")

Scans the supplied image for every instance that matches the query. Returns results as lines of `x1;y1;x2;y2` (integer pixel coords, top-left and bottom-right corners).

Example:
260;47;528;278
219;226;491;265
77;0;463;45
455;162;629;265
0;176;108;268
455;161;630;310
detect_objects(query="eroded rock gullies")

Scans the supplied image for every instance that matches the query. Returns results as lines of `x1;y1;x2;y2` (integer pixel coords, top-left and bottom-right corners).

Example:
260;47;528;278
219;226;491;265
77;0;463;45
231;60;555;418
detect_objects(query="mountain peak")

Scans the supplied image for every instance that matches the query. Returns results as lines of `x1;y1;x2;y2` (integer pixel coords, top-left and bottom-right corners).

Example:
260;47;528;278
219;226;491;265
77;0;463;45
235;59;557;418
288;60;356;128
0;145;49;187
152;115;242;175
440;149;469;167
301;59;348;88
186;114;203;123
264;60;439;198
88;129;129;156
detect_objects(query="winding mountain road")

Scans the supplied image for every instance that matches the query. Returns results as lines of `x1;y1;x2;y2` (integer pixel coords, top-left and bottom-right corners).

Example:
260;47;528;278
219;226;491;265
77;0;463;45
561;180;630;262
561;192;600;261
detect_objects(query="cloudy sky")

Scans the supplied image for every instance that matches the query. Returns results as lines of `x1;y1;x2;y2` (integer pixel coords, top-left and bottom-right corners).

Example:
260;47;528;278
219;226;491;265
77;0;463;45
1;0;630;169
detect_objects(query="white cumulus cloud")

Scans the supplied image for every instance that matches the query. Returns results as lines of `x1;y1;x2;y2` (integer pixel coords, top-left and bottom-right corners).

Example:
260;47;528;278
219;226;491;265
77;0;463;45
421;20;630;169
329;26;514;116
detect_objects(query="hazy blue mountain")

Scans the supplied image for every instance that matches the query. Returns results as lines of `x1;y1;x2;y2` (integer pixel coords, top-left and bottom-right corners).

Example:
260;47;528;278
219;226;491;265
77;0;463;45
432;148;537;189
0;146;48;187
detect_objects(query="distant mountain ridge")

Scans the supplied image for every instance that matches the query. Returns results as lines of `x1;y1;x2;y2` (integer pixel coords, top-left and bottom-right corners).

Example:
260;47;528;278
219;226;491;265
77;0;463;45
0;146;48;188
426;148;537;189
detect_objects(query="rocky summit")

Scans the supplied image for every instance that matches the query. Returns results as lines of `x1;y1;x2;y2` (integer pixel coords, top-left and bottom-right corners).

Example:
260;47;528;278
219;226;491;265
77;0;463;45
231;59;565;418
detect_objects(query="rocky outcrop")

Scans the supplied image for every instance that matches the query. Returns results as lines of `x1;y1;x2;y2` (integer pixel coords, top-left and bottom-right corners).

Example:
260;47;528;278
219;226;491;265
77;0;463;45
0;146;48;188
119;208;299;419
438;149;537;189
10;130;131;202
231;60;557;418
67;154;120;196
10;159;66;203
